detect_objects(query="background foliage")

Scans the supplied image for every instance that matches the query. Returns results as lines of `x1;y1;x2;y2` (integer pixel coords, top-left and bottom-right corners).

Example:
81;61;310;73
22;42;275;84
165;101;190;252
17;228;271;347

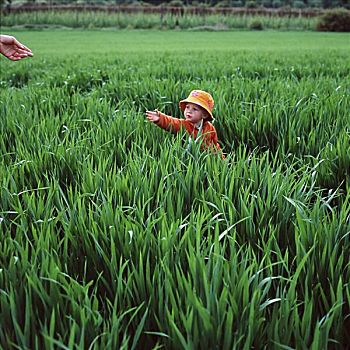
1;0;349;9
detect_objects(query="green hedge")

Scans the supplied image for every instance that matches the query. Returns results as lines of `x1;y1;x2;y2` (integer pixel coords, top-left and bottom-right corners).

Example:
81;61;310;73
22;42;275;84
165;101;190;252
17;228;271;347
316;8;350;32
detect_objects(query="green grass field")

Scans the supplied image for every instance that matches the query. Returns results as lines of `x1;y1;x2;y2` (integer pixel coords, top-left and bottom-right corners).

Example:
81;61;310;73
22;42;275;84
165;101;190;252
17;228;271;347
1;30;349;349
2;29;350;55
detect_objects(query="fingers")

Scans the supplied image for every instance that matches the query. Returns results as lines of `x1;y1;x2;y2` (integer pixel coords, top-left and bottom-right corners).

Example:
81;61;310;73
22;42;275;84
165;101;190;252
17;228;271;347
19;46;33;55
18;48;33;56
145;110;160;122
7;50;33;61
16;42;33;55
145;110;156;117
13;37;22;47
146;114;156;122
12;48;33;57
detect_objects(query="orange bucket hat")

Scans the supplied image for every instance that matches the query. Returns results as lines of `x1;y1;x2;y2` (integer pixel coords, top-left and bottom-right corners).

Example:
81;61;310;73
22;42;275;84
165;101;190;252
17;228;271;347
179;90;214;121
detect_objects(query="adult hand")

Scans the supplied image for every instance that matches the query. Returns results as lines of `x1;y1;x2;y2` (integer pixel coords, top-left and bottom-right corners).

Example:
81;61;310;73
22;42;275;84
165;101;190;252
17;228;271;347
0;35;33;61
145;110;160;123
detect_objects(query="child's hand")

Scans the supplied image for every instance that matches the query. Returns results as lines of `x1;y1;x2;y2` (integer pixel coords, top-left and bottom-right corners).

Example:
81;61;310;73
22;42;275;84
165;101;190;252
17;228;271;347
145;110;160;123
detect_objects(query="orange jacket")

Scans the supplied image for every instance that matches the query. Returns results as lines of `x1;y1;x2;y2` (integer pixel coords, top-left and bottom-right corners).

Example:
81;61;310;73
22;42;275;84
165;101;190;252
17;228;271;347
155;111;224;156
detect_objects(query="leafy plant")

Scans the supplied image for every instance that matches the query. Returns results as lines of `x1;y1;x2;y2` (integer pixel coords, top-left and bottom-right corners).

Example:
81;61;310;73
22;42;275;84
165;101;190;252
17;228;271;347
316;8;350;32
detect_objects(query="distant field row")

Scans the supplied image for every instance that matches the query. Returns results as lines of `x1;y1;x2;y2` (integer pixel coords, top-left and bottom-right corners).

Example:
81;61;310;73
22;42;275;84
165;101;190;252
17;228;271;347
2;4;326;16
0;10;320;30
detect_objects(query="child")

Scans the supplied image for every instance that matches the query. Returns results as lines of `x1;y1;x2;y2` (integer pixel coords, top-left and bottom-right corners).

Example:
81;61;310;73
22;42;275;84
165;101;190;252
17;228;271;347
145;90;224;158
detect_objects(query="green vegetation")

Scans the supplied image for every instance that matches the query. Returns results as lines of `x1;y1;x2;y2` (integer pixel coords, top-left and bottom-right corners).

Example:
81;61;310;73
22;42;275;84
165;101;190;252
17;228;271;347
2;0;349;10
0;10;320;30
1;30;349;349
316;7;350;31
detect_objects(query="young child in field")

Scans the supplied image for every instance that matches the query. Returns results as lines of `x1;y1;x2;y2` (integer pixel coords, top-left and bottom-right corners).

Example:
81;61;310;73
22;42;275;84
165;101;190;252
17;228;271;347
145;90;224;158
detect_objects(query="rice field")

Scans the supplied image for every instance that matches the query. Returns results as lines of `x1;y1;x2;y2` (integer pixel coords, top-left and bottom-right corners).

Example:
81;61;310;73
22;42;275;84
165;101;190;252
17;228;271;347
0;30;349;349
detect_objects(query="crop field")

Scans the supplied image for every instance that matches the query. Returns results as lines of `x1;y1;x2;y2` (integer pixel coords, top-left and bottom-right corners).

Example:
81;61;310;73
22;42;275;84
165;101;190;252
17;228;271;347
0;30;349;349
0;10;319;31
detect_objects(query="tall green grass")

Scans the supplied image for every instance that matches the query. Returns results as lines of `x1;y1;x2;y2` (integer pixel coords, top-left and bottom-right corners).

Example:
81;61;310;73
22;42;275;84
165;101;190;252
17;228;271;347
0;31;349;349
0;10;318;30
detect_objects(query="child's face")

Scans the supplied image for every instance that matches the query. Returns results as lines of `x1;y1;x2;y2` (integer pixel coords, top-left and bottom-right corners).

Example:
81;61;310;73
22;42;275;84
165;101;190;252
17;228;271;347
184;103;207;124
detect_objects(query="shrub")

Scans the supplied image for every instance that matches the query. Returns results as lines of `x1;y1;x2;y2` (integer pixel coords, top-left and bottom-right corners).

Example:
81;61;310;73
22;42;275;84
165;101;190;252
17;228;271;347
231;1;244;7
293;0;306;8
168;0;184;7
215;0;231;7
308;0;322;8
246;1;258;8
127;1;150;7
249;19;264;29
191;1;211;7
316;8;350;32
272;0;282;8
262;0;272;7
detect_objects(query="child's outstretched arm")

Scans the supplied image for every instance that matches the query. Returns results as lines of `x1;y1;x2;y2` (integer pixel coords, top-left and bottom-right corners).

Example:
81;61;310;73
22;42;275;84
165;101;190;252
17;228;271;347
145;110;184;133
